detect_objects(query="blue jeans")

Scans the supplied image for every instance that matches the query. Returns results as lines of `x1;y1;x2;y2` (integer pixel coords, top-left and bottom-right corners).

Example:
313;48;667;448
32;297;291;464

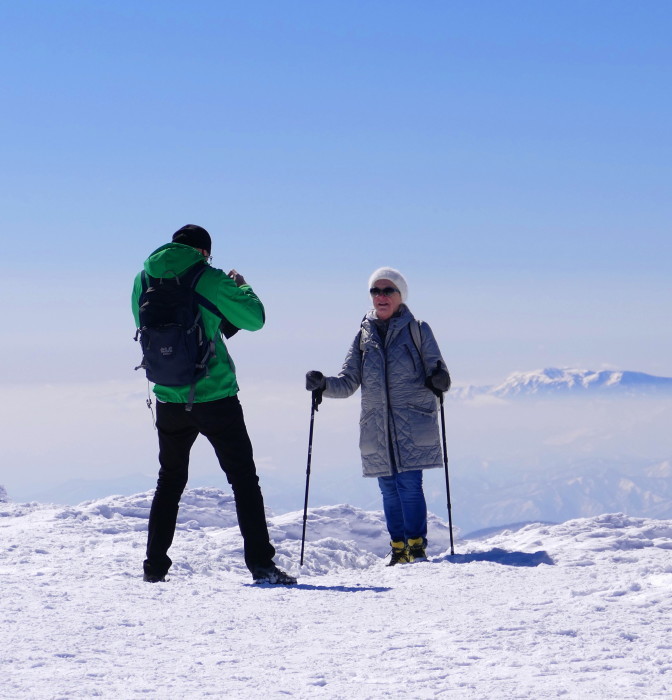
377;470;427;542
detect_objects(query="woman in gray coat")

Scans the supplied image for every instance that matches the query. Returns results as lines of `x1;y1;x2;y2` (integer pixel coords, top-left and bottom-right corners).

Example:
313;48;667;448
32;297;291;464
306;267;450;565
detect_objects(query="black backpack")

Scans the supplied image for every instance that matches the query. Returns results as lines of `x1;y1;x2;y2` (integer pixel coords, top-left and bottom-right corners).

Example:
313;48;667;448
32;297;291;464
134;261;238;409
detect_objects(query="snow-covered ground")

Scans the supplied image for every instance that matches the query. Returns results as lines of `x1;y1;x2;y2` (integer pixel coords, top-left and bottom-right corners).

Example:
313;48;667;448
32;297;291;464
2;487;671;699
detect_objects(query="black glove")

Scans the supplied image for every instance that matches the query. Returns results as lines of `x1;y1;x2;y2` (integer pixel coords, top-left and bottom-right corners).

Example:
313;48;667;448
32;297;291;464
425;365;451;397
306;370;327;392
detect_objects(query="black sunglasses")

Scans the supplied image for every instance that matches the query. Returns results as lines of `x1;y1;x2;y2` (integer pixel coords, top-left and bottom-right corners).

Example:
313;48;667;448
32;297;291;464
370;286;400;297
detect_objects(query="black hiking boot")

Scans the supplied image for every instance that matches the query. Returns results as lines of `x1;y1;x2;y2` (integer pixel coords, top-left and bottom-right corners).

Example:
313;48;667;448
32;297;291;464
143;573;167;583
252;564;297;585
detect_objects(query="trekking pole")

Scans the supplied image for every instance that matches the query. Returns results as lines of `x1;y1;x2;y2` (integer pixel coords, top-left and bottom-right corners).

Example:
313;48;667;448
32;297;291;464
300;389;322;566
439;392;455;555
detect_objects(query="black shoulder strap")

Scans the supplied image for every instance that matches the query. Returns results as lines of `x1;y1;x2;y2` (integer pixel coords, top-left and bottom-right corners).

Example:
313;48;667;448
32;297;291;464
182;260;208;287
193;291;238;338
189;265;241;340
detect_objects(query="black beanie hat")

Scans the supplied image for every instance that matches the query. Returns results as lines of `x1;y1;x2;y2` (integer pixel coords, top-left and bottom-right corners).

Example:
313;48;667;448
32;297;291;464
172;224;212;254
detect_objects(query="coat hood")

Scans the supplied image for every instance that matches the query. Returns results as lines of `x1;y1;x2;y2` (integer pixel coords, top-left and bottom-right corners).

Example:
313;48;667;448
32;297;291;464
143;242;206;279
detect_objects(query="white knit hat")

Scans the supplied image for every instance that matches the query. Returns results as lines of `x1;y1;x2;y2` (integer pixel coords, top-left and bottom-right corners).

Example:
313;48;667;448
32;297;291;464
368;267;408;302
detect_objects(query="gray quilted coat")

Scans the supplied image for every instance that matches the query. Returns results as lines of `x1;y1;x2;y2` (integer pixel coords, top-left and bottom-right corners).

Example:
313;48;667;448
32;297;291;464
324;305;448;478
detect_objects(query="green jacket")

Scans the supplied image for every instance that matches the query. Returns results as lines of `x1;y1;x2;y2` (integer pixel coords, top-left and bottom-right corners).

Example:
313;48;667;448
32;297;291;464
132;242;265;403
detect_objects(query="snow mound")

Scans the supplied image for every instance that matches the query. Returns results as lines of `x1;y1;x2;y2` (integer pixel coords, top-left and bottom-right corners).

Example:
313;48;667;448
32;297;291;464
6;488;672;579
0;488;455;577
267;503;456;574
271;503;455;557
80;486;243;529
466;512;672;569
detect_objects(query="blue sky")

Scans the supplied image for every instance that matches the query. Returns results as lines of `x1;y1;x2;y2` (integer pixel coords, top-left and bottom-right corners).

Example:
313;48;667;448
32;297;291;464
2;0;670;387
1;1;671;501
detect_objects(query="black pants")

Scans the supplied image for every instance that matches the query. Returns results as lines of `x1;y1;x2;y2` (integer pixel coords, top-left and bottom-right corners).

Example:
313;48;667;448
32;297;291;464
144;396;276;577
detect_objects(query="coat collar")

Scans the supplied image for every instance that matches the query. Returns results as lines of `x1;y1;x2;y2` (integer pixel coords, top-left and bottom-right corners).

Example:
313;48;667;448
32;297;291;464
363;305;415;347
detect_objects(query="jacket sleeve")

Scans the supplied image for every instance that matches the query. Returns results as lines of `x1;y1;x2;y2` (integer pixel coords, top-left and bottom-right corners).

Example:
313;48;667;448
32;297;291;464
419;322;449;380
131;273;142;328
206;269;265;332
324;334;362;399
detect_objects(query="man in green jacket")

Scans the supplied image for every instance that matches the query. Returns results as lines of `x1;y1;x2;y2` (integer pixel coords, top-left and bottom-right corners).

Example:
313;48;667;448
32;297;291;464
132;224;295;585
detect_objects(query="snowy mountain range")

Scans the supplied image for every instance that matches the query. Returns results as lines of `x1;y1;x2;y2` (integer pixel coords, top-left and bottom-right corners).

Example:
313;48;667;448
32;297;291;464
451;367;672;399
455;458;672;533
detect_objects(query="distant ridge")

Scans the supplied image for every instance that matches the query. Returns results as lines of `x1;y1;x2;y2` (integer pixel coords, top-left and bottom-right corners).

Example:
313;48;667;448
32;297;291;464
452;368;672;399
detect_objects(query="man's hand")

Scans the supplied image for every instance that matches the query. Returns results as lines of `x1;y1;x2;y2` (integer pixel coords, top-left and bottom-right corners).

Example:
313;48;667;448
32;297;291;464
228;269;247;287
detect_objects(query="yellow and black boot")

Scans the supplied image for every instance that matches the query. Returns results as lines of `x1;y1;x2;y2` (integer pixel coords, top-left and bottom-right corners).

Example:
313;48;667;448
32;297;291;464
407;537;427;562
387;540;411;566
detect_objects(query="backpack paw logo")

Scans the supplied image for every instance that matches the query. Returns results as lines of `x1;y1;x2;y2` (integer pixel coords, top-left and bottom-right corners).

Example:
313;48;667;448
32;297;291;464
160;346;174;357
